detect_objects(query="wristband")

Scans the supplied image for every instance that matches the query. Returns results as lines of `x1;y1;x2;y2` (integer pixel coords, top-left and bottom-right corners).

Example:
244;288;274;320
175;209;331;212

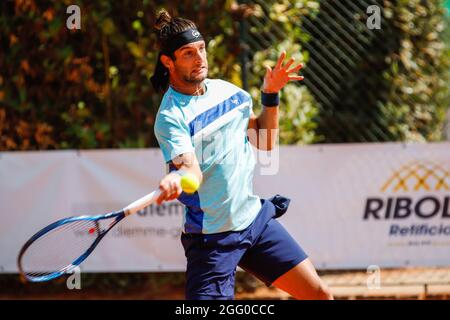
261;91;279;107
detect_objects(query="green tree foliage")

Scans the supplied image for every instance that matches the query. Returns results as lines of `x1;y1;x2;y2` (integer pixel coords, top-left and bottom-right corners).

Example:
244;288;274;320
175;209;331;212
0;0;239;150
0;0;448;151
380;0;450;142
302;0;449;143
245;0;322;144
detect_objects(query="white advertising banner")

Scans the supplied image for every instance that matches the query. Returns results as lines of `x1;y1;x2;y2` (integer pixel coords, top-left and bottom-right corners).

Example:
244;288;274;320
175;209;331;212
255;143;450;269
1;142;449;272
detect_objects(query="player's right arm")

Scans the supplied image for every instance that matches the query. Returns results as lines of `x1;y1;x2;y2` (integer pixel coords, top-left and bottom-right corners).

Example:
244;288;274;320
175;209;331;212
154;109;202;205
156;152;202;204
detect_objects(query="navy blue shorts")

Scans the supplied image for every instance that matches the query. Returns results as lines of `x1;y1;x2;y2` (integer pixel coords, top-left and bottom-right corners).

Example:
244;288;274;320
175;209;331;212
180;196;308;300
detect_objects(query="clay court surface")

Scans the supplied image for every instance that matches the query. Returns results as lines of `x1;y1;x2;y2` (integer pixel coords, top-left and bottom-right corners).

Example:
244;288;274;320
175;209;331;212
240;267;450;300
1;267;449;300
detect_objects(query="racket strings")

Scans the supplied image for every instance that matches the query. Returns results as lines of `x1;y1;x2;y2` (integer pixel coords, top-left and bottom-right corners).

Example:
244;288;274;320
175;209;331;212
19;218;115;280
24;220;97;261
22;221;97;276
22;220;96;275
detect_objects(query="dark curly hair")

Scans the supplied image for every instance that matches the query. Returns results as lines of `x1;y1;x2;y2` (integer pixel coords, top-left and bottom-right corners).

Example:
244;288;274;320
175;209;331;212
154;9;198;59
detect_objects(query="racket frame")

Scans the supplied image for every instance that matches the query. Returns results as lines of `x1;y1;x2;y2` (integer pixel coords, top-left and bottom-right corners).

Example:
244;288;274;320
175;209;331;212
17;187;161;282
17;211;125;282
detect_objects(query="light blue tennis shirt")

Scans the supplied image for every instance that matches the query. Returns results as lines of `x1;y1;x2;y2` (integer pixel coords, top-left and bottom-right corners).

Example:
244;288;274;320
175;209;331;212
154;79;262;234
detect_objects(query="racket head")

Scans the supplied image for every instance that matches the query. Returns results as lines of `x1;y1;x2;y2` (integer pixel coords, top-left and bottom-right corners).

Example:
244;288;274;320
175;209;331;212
17;210;125;282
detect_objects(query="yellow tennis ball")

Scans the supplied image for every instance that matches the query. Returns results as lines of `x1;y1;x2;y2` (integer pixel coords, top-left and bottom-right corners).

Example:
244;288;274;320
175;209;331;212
180;173;200;194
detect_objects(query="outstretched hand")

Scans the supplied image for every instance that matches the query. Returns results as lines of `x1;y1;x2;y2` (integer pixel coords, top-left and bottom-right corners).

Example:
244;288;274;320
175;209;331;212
262;51;304;93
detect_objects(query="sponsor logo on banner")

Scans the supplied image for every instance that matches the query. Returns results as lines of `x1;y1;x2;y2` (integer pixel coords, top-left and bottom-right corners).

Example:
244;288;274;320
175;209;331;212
363;160;450;244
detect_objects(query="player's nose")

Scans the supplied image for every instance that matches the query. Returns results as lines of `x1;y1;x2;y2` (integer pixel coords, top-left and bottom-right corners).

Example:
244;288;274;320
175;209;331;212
194;49;205;61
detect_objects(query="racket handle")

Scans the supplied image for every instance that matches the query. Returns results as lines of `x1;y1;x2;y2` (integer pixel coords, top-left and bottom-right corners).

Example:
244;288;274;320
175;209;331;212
123;189;161;216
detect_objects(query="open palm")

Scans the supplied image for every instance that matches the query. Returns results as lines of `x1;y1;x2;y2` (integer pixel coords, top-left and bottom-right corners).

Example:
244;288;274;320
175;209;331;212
262;51;304;93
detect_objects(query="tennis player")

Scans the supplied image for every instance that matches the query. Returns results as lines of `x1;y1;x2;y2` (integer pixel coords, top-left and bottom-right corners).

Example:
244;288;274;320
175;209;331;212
151;9;333;300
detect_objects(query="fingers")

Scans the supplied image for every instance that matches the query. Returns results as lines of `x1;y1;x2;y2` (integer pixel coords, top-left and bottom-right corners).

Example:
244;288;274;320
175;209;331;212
156;190;166;205
287;62;304;82
288;75;304;81
264;65;272;78
169;181;182;200
287;62;304;74
283;57;295;71
264;53;304;90
157;188;180;205
157;176;182;205
275;51;286;70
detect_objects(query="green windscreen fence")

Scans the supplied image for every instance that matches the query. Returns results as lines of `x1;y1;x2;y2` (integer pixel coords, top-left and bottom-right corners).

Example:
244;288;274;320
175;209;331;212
238;0;449;143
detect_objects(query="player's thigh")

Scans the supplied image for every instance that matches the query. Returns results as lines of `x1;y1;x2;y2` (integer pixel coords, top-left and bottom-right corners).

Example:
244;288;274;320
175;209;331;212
272;258;333;300
238;217;308;287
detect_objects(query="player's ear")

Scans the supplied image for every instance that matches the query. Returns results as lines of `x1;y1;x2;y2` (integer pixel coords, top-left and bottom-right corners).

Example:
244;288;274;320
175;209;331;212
160;54;173;70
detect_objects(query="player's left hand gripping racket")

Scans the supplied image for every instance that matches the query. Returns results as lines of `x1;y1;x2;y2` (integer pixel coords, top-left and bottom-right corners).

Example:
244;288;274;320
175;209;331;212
17;189;161;282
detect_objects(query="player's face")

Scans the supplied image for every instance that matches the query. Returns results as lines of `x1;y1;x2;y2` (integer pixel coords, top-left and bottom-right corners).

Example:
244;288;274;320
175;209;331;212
171;41;208;84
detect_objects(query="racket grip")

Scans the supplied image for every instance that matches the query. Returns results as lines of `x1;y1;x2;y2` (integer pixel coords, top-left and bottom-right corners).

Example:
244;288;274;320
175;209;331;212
123;189;161;216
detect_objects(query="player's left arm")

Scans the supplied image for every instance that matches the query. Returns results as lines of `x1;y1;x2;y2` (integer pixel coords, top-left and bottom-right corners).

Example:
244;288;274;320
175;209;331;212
247;51;304;151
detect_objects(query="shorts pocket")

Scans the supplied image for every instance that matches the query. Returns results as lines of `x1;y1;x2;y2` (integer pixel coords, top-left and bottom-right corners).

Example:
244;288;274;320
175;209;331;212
203;231;241;248
181;233;204;255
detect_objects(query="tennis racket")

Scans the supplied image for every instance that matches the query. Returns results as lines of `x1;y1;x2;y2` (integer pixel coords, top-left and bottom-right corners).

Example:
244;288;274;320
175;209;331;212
17;189;162;282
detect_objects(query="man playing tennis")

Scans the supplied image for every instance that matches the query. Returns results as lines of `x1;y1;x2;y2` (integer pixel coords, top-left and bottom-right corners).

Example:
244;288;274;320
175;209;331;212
151;9;333;300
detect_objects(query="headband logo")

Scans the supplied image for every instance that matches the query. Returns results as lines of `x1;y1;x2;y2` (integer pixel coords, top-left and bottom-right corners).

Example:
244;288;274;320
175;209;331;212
192;30;200;38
